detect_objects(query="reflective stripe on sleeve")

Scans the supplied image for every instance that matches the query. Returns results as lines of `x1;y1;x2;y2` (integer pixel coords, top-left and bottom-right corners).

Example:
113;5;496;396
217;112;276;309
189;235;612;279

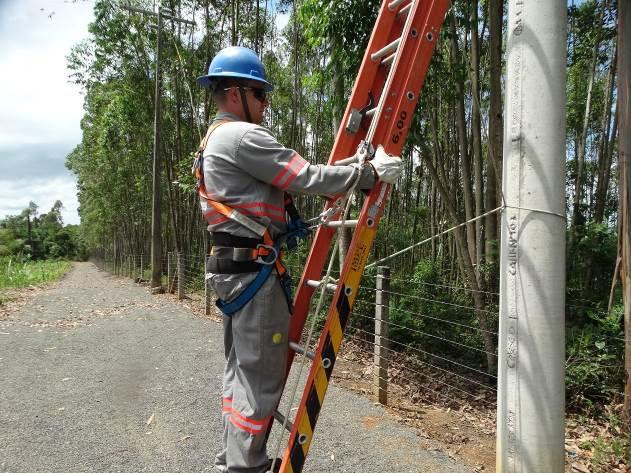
271;153;309;190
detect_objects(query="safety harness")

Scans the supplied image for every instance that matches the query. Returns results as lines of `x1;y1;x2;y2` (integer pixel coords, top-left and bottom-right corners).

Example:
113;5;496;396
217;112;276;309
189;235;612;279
192;119;308;316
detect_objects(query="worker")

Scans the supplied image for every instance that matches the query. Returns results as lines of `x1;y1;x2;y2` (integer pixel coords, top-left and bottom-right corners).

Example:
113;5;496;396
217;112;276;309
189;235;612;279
194;45;403;473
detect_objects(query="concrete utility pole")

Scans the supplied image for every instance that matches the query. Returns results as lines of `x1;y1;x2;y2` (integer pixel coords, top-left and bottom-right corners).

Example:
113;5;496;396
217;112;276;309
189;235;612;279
619;0;631;430
151;8;164;291
496;0;567;471
120;4;195;291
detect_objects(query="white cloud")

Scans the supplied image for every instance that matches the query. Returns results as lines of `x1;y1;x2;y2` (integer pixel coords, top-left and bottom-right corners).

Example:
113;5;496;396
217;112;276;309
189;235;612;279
0;0;93;225
0;1;93;146
0;175;80;226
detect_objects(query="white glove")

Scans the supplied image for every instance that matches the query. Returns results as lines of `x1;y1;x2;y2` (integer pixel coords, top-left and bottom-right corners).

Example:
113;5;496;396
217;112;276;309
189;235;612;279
370;145;403;184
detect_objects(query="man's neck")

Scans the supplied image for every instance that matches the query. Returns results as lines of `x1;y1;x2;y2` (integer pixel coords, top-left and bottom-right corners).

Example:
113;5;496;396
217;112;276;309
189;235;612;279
218;105;246;122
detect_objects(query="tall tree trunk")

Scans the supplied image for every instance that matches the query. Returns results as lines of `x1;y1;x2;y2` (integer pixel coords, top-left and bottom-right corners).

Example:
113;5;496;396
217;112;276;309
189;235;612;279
232;0;238;46
618;0;631;431
571;3;605;245
594;44;618;223
255;0;260;53
469;0;485;274
449;15;477;269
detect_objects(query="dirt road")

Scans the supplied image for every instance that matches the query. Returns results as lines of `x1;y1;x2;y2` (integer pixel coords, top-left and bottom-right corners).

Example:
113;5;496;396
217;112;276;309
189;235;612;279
0;262;474;473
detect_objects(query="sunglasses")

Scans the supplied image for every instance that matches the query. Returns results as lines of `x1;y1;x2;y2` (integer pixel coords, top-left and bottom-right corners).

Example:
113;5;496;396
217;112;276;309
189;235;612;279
224;85;268;103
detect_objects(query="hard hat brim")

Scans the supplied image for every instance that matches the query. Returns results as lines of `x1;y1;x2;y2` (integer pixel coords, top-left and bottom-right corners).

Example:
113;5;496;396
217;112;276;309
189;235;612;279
196;72;274;91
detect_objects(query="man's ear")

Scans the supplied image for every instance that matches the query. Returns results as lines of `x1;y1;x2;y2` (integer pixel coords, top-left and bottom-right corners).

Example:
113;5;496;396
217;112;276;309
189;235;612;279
228;87;241;105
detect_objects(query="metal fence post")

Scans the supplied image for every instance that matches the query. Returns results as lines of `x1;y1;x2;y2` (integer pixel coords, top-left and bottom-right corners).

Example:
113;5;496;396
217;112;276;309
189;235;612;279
374;266;390;405
177;253;184;300
168;252;176;294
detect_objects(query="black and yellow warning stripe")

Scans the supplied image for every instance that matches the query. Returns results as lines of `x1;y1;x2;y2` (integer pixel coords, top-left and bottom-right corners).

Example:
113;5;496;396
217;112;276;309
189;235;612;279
285;226;377;473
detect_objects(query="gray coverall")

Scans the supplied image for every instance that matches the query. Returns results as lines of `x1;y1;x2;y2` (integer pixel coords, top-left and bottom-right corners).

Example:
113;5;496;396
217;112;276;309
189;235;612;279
202;112;373;473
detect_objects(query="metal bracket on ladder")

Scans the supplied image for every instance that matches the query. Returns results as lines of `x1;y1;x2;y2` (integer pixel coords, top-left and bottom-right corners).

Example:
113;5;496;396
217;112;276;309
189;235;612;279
346;92;375;134
274;1;451;471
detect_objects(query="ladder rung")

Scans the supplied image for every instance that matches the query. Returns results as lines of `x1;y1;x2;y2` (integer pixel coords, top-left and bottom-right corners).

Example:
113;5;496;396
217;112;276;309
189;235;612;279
382;52;396;67
387;0;409;11
334;156;359;166
306;279;338;292
365;107;377;118
324;219;358;228
273;410;294;432
371;38;401;62
398;2;412;18
289;341;315;360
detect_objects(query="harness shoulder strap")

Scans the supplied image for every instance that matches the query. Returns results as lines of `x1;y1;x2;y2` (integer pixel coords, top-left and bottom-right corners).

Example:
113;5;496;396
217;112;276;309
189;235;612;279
193;119;231;185
200;119;230;151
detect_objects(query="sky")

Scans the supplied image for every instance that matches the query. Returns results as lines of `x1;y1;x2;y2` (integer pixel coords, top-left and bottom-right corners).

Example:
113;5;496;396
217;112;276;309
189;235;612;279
0;0;94;226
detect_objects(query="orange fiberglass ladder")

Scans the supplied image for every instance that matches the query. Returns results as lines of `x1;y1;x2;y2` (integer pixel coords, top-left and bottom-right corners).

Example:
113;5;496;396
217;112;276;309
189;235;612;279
274;1;451;471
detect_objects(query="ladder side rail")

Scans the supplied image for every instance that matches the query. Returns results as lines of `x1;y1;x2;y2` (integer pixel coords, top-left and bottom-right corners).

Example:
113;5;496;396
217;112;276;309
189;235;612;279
373;0;450;154
280;1;450;471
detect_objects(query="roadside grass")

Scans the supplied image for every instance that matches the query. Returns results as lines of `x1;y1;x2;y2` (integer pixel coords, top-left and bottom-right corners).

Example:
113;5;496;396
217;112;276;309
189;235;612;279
0;258;71;304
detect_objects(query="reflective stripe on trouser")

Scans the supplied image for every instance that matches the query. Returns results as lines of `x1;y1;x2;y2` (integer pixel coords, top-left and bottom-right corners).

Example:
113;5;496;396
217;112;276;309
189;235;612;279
209;272;290;473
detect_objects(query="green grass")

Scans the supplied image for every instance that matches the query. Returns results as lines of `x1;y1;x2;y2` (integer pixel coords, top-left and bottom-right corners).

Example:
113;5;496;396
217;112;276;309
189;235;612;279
0;257;71;290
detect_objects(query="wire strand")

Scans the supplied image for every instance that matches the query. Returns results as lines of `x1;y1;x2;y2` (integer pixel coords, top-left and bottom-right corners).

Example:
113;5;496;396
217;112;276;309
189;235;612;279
382;278;500;296
366;206;503;268
351;303;498;336
347;321;497;378
342;337;496;405
349;321;497;358
344;334;496;393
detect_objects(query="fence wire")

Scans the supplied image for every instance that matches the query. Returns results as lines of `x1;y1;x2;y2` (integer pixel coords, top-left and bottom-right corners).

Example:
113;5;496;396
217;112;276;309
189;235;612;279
93;250;500;419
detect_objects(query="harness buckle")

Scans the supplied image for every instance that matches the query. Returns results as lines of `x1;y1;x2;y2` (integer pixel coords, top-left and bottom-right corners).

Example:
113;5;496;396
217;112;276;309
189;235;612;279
254;244;278;265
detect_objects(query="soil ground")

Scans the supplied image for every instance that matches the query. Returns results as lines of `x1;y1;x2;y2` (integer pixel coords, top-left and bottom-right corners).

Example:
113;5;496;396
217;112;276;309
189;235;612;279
0;262;475;473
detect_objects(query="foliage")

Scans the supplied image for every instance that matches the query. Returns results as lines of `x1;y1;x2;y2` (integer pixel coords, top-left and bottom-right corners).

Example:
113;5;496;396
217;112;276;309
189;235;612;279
566;304;624;412
567;222;619;315
0;257;72;290
0;201;85;261
567;406;631;472
387;259;490;369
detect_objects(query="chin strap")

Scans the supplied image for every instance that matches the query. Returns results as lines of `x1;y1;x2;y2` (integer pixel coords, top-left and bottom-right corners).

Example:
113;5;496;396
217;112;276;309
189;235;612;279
238;87;254;123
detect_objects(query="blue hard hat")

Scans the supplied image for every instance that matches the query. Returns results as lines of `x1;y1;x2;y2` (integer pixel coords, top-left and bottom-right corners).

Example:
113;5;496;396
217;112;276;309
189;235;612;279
197;46;273;91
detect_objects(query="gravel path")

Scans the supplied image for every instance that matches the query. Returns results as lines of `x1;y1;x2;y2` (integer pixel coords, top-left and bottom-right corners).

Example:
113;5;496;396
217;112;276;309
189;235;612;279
0;262;474;473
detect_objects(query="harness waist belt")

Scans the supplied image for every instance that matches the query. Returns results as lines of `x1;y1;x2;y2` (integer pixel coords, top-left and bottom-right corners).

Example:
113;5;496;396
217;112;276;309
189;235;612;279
206;256;261;274
211;246;259;262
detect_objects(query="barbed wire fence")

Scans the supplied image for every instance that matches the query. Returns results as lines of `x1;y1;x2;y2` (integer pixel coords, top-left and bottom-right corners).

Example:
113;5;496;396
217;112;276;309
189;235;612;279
92;205;615;448
88;235;618;415
91;234;501;423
